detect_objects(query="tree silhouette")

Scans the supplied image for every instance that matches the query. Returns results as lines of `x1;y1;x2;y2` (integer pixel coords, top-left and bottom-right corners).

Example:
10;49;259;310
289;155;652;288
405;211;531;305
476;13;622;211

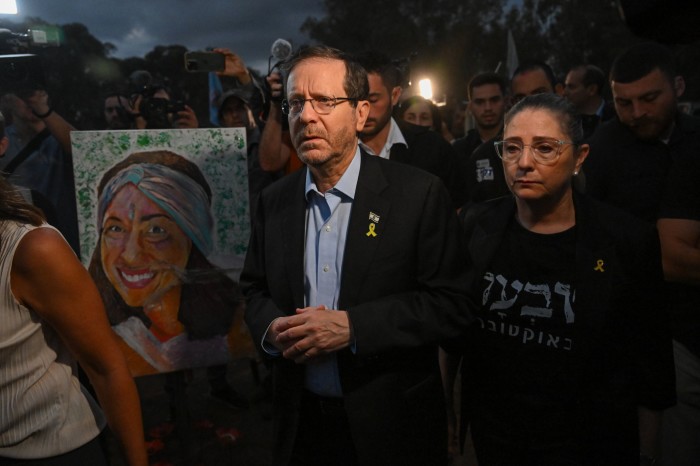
302;0;508;100
1;6;697;132
302;0;699;102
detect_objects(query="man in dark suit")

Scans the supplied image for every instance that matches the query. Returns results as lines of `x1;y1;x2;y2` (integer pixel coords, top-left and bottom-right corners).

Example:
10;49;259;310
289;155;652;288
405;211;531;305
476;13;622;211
563;64;616;138
241;45;473;466
354;51;462;207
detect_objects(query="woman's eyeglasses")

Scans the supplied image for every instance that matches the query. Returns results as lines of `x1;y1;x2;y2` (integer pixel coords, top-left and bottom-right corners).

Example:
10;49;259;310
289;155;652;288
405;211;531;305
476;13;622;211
494;138;576;165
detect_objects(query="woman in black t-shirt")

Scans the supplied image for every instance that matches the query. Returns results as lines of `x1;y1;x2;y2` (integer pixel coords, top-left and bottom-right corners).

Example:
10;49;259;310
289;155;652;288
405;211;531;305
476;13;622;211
452;94;675;466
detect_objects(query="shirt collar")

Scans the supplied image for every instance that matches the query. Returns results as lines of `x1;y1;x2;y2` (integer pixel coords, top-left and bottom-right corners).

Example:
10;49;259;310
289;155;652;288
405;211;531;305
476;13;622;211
660;120;676;145
359;117;408;158
305;147;361;200
595;100;606;118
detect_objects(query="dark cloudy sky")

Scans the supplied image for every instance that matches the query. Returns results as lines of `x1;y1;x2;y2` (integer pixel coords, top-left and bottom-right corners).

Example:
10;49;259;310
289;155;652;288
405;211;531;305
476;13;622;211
4;0;325;73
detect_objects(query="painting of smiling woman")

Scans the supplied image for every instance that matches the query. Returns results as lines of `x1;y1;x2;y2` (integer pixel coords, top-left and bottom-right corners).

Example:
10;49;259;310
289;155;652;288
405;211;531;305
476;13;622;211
87;150;245;376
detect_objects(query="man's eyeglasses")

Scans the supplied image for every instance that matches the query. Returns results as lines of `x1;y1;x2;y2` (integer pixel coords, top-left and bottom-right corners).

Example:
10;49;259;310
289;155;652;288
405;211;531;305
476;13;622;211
494;138;576;165
282;96;357;116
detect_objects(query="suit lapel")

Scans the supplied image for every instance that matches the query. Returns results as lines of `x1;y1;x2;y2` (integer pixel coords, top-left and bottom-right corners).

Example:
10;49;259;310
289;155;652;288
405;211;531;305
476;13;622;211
283;168;308;308
339;155;390;306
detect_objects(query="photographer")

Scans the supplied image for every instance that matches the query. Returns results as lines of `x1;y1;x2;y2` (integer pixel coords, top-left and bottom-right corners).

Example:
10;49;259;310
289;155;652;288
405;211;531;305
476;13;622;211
257;69;298;173
128;71;198;130
212;47;268;126
103;93;132;130
0;89;80;253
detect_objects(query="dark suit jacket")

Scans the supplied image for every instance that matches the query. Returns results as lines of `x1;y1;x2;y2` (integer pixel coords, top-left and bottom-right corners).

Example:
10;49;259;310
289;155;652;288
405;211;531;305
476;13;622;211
580;100;616;139
242;152;473;466
390;120;462;207
456;194;675;462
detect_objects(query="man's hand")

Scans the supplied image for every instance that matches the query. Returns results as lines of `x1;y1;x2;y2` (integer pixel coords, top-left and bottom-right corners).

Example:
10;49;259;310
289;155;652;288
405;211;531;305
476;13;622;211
266;71;284;102
24;89;51;116
173;105;199;129
658;217;700;285
213;47;251;85
271;306;352;363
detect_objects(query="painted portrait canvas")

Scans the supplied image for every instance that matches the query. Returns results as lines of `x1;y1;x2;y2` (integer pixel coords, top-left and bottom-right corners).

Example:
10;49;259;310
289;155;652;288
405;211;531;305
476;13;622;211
72;128;254;376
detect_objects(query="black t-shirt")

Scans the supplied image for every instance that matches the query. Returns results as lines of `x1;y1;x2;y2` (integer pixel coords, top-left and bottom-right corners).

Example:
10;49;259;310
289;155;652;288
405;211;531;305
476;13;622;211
459;197;675;465
586;114;700;224
469;220;581;449
453;129;485;205
460;133;511;208
659;151;700;357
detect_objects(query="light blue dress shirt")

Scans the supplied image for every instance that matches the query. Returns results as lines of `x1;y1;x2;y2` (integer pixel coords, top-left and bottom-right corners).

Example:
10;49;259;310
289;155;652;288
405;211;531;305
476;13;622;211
302;148;361;397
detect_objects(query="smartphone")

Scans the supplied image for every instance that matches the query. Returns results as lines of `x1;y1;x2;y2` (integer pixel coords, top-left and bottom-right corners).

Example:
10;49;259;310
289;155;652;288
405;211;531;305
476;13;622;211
184;51;225;73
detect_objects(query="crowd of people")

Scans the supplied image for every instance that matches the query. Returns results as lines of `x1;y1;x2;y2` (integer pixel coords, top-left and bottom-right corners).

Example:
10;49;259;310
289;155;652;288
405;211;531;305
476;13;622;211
0;35;697;466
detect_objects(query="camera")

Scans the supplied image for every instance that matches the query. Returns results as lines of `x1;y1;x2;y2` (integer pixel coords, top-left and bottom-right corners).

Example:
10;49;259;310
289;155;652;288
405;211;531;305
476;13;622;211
184;51;225;73
0;27;61;94
139;96;186;128
128;70;186;129
0;27;60;54
0;53;45;94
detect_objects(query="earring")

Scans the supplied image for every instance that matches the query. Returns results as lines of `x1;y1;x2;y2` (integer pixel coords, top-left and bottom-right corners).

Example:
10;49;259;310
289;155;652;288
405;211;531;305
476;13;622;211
573;170;579;176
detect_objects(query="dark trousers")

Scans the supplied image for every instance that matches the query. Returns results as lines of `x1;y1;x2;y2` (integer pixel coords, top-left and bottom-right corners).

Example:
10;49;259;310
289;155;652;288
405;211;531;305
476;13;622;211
472;431;584;466
471;429;636;466
289;390;358;466
0;436;107;466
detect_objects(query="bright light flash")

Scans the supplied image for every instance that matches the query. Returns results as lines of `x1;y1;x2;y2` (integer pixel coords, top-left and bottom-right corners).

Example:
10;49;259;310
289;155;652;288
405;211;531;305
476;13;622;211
418;79;433;100
0;0;17;14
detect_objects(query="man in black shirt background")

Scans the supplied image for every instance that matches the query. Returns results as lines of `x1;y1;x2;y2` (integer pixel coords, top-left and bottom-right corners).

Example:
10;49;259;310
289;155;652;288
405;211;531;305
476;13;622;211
453;72;506;205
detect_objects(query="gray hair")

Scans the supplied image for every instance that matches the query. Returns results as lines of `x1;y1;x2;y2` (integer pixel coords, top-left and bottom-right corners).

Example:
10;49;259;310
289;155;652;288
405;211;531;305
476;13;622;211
281;45;369;102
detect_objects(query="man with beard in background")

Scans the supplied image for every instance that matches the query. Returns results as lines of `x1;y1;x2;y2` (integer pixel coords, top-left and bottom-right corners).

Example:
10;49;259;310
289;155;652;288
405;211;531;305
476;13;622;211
355;51;462;207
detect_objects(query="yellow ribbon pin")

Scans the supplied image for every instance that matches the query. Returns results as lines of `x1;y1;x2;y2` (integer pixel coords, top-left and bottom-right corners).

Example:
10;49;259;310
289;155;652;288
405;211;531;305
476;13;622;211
366;223;377;237
594;259;605;272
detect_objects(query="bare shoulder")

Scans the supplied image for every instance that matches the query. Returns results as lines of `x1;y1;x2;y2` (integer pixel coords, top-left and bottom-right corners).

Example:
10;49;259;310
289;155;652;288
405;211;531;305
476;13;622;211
13;226;76;273
11;226;85;307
